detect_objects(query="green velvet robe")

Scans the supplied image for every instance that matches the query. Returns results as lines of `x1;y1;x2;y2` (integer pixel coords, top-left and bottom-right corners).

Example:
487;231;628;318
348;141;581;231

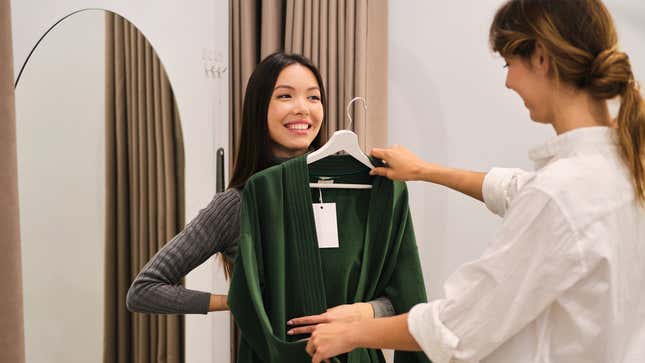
228;154;430;363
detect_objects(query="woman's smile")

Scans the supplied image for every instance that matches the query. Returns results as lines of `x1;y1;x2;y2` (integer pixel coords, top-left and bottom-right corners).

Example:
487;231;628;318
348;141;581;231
284;120;313;135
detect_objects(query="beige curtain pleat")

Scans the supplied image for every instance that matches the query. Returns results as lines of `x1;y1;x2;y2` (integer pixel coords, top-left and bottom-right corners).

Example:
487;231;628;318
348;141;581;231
0;0;26;361
343;0;356;132
230;0;242;167
365;0;388;150
104;13;185;363
292;0;305;53
311;0;320;66
284;0;294;53
318;0;329;131
354;0;368;147
230;0;262;167
261;0;284;58
303;0;312;56
337;1;345;132
327;0;339;136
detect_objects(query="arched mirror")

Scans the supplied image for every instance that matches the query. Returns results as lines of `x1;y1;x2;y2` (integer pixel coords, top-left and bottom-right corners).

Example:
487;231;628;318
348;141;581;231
15;9;185;363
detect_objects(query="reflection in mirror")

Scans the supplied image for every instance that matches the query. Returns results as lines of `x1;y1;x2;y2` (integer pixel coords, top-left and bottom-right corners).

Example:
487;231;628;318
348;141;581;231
15;9;185;363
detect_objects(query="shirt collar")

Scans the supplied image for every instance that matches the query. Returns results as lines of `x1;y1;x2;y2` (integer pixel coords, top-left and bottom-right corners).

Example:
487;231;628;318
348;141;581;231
528;126;618;169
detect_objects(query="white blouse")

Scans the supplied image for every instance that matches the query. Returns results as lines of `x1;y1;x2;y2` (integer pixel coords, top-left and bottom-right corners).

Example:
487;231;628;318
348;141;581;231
408;127;645;363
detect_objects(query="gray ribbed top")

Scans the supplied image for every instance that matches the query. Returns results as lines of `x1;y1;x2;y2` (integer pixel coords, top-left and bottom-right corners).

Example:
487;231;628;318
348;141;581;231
126;188;241;314
126;186;395;316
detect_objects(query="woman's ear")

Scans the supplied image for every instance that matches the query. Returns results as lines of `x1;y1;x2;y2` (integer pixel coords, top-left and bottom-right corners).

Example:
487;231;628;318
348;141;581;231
532;42;550;76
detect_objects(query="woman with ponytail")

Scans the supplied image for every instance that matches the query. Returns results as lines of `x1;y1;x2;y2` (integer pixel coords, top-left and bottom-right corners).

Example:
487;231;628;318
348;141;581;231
304;1;645;362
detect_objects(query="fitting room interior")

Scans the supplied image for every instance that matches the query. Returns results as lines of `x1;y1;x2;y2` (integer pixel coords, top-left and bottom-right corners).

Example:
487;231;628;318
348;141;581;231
1;1;643;362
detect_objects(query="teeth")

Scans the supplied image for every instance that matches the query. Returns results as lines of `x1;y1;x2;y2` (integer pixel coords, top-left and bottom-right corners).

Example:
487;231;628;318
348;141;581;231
287;124;309;130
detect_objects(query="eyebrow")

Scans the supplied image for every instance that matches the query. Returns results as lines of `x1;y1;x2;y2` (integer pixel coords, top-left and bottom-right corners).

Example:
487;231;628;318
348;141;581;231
274;85;320;91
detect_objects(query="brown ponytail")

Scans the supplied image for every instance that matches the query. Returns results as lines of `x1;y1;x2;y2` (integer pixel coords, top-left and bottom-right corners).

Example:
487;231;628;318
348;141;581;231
490;0;645;203
588;48;645;203
616;80;645;203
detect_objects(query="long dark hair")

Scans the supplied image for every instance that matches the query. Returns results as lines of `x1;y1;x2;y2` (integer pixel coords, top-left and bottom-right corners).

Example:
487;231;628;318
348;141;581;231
222;53;327;278
228;52;328;190
490;0;645;204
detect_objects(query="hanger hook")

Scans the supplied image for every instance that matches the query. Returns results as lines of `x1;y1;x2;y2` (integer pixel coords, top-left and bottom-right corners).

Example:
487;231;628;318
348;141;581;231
346;96;368;129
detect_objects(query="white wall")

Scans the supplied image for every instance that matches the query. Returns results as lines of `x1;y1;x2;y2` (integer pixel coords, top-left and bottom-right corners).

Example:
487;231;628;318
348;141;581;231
15;10;105;363
388;0;645;301
12;1;229;362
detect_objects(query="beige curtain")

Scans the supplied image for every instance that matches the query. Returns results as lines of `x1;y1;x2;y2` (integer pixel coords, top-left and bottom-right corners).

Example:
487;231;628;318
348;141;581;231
229;0;283;165
230;0;388;163
0;0;26;362
104;13;185;363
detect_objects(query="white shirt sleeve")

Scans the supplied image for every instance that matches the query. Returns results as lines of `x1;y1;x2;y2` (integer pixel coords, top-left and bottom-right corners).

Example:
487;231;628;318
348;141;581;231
482;168;529;217
407;187;589;363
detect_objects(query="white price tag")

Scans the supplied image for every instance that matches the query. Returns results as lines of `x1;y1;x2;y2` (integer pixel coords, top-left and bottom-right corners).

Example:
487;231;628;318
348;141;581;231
312;203;340;248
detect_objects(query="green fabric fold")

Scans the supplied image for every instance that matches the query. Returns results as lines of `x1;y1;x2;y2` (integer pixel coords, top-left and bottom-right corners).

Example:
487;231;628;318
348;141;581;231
228;155;431;363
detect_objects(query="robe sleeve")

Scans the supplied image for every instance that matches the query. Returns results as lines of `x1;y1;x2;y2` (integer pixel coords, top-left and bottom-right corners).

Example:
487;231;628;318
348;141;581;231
383;183;433;363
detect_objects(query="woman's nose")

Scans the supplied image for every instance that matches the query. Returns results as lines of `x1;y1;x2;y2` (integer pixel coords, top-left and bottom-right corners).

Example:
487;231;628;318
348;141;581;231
292;96;309;115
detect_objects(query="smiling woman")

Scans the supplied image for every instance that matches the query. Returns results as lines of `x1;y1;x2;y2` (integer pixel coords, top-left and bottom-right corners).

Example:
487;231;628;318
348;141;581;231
127;51;397;363
226;53;329;279
228;53;328;191
267;64;325;158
